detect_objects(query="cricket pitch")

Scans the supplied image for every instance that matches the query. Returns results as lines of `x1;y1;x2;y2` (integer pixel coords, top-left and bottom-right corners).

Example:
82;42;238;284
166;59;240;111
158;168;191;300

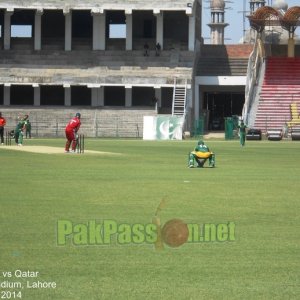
0;145;120;155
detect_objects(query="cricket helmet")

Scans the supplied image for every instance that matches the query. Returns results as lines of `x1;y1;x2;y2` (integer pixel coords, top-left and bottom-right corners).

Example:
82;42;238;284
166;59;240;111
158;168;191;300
198;140;204;145
75;112;81;118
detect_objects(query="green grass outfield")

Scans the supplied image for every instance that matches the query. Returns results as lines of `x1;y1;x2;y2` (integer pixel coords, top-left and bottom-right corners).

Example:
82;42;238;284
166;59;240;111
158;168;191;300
0;138;300;300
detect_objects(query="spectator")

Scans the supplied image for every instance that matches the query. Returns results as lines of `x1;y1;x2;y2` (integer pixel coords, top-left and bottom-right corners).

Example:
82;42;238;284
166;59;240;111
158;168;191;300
155;43;161;56
144;42;149;56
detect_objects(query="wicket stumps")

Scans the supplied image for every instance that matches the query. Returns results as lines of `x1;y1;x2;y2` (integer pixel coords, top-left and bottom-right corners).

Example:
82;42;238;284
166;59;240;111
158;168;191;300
76;134;84;153
5;131;12;146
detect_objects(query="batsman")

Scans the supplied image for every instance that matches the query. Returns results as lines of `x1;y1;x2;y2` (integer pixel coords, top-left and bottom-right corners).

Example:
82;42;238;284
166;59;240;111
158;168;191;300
188;140;215;168
65;113;81;153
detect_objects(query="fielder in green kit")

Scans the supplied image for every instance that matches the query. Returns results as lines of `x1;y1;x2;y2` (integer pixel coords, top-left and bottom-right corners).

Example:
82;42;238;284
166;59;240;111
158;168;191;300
188;140;215;168
238;120;247;146
15;115;29;146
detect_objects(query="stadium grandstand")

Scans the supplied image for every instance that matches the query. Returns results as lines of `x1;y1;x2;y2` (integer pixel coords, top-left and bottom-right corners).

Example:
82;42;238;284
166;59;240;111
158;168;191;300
0;0;299;137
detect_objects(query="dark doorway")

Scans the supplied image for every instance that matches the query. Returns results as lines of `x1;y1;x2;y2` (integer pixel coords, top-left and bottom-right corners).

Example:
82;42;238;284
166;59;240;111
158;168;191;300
163;11;188;49
106;10;126;50
132;11;155;49
71;86;91;106
104;86;125;106
11;10;35;49
143;20;153;38
160;87;173;114
0;85;3;105
11;85;34;105
41;86;64;106
132;87;154;106
72;10;92;49
72;10;92;38
203;92;244;130
42;10;65;50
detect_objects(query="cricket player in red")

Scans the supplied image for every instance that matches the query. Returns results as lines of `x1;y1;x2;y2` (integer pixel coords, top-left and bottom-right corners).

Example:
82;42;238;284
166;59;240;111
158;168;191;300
0;112;6;145
65;113;81;153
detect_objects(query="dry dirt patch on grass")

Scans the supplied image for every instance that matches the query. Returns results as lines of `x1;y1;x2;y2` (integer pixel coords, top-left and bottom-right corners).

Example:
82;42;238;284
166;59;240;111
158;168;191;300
0;145;119;155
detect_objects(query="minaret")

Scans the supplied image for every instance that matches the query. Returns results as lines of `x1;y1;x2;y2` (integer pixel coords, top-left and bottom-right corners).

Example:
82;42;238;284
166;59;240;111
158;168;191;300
247;0;266;43
207;0;228;45
249;0;266;15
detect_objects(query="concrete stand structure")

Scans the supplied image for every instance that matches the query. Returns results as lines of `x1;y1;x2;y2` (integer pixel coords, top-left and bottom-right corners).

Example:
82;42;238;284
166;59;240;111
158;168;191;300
0;0;202;136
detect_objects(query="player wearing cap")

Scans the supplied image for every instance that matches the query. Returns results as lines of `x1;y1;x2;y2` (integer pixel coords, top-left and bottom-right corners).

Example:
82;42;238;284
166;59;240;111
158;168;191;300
238;120;247;147
0;112;6;145
15;114;29;146
65;113;81;153
188;140;215;168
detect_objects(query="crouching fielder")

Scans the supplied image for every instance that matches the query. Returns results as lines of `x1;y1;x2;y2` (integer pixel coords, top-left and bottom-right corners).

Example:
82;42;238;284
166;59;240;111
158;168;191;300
188;140;215;168
65;113;81;153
